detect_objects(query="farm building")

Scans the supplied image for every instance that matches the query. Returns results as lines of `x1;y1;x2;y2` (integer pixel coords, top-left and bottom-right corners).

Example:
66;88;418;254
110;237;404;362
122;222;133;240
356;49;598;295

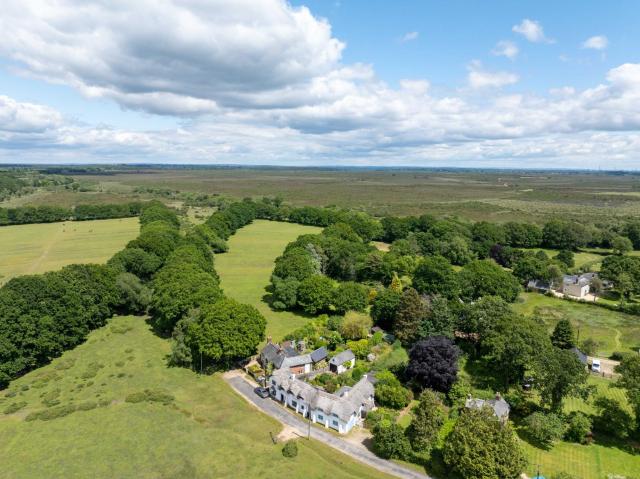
329;350;356;374
465;393;511;423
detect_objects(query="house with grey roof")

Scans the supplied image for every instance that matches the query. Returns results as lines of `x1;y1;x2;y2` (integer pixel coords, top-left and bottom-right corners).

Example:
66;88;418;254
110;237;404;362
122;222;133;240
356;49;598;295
329;349;356;374
260;341;328;374
562;273;593;299
465;393;510;423
269;368;375;434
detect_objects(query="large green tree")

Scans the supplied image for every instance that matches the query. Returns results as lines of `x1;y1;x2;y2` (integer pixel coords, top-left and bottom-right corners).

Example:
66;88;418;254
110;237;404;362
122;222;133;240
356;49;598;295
296;275;334;314
550;319;575;350
412;256;459;299
187;298;266;368
615;356;640;436
537;348;590;412
443;408;527;479
458;260;521;302
406;389;446;453
394;288;427;345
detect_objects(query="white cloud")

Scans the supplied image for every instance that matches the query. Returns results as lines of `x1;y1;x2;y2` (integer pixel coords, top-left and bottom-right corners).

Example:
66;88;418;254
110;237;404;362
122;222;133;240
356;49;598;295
467;61;519;89
1;2;640;169
512;19;554;43
582;35;608;50
0;95;62;133
0;0;344;115
492;40;519;60
400;31;419;43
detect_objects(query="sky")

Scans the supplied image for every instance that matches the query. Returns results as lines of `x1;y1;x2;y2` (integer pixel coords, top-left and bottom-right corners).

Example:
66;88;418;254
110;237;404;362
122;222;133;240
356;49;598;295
0;0;639;169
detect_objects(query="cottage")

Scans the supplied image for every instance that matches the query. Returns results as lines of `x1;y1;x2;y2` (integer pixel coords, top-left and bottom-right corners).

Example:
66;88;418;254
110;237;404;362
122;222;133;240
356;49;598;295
465;393;510;423
260;341;328;373
269;369;375;434
526;279;551;293
562;274;592;299
329;350;356;374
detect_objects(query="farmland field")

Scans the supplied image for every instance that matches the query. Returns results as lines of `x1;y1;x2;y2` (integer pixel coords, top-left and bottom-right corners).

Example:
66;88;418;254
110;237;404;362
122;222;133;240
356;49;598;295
0;315;393;479
215;220;321;341
0;218;139;285
513;293;640;356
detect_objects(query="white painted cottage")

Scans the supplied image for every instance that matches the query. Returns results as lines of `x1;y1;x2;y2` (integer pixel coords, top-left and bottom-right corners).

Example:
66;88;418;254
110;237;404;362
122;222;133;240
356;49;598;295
269;368;375;434
328;349;356;374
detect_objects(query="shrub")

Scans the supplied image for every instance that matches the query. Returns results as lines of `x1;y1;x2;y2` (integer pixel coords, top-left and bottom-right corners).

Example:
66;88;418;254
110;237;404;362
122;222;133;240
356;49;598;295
3;401;27;414
282;440;298;458
125;389;175;405
26;404;77;421
375;383;412;410
564;411;592;444
372;422;412;460
524;412;565;448
77;401;98;411
593;396;633;439
80;362;104;379
365;408;398;429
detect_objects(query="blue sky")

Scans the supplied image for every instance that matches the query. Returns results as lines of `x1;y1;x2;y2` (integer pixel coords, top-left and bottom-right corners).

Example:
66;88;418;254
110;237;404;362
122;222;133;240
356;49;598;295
0;0;639;168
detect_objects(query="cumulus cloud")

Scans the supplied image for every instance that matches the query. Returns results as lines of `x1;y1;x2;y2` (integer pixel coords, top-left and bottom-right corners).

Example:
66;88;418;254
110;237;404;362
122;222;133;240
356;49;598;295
512;19;554;43
0;0;344;115
0;2;640;169
492;40;519;60
400;31;419;43
467;61;519;89
582;35;608;50
0;95;62;137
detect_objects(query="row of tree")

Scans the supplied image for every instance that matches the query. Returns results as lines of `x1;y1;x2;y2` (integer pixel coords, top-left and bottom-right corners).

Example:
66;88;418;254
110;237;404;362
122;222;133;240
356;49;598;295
0;202;144;226
0;201;175;387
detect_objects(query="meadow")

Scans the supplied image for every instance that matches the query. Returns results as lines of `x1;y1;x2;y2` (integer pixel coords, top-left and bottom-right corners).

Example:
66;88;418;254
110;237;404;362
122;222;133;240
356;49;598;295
513;293;640;357
0;315;393;479
0;217;139;285
215;220;321;341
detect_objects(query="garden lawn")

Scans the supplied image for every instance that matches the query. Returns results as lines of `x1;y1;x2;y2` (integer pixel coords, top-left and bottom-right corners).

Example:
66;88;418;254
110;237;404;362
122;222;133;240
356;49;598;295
522;248;606;271
0;217;139;285
215;219;321;341
0;315;393;479
513;293;640;356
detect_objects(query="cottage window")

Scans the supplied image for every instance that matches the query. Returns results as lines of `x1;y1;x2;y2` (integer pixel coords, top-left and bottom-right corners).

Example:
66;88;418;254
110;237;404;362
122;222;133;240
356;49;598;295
332;420;339;427
317;414;324;421
291;400;297;407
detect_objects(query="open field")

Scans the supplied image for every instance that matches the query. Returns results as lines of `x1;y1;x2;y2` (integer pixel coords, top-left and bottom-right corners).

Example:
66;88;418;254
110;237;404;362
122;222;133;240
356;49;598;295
0;315;393;479
11;167;635;222
513;293;640;356
0;217;139;284
215;220;321;341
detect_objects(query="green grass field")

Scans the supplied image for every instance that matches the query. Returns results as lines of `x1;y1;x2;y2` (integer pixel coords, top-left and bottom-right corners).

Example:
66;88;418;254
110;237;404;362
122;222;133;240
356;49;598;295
0;315;393;479
215;220;321;341
513;293;640;356
0;218;140;285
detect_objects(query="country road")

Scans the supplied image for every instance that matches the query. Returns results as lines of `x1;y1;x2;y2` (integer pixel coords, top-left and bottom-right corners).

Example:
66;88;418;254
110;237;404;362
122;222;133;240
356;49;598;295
223;372;431;479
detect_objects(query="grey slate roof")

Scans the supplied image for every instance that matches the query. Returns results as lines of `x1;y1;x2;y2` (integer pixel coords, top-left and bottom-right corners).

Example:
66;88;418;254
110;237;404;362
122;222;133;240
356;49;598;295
465;395;510;419
310;346;328;363
260;342;301;369
281;354;313;369
571;347;588;365
329;349;355;366
271;369;375;422
527;279;550;290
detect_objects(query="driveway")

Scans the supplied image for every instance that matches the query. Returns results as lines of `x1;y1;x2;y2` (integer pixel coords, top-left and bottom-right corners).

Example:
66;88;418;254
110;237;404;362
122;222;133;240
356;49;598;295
223;372;431;479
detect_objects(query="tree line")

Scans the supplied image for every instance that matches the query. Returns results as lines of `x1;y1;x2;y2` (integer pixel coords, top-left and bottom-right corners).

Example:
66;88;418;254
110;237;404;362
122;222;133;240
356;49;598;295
0;202;144;226
0;200;268;388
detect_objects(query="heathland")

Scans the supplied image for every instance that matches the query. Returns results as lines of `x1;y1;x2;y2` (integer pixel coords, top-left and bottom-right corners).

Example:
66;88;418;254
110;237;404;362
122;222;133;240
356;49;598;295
10;167;640;222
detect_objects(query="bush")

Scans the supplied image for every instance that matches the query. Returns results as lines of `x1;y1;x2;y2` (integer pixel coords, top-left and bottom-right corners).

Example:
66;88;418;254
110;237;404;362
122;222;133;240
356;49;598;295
593;396;633;439
125;389;175;405
25;404;77;421
372;422;412;460
524;412;565;448
375;383;412;410
282;440;298;458
3;401;27;414
564;411;592;444
365;408;398;429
